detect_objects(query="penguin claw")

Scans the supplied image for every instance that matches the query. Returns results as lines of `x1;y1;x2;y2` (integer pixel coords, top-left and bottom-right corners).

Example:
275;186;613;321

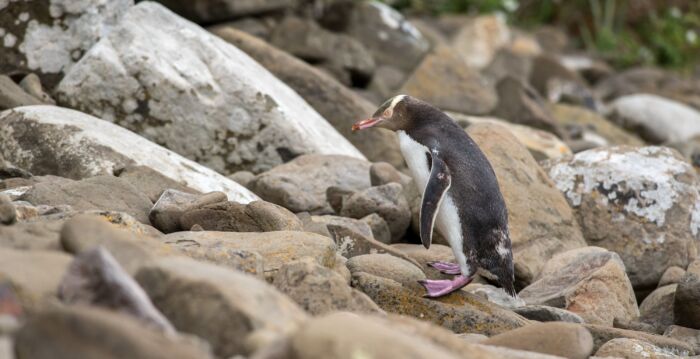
418;275;472;298
427;261;462;275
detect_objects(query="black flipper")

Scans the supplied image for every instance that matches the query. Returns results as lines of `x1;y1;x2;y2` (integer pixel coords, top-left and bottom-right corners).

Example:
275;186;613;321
419;149;451;249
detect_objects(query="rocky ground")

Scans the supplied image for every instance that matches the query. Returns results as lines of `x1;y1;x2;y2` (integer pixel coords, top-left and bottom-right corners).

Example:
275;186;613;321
2;0;700;358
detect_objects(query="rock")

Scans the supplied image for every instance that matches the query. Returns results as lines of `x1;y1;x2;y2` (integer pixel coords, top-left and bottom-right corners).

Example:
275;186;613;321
0;219;64;250
347;253;425;288
606;94;700;144
0;75;42;111
19;175;153;224
344;2;430;72
149;190;227;233
0;194;15;225
400;45;497;115
664;325;700;354
18;73;55;105
544;146;700;289
513;305;584;324
390;243;455;279
674;261;700;330
310;215;374;241
180;200;303;232
272;257;382;315
586;324;693;354
162;231;336;280
0;248;72;309
464;283;525;309
0;106;257;202
115;165;197;203
270;17;375;86
529;55;588;103
519;247;639;326
155;0;291;22
549;103;644;147
248;154;371;214
352;272;529;335
534;26;569;53
369;162;411;187
639;284;677;333
595;338;683;359
468;123;586;285
451;14;510;69
595;67;699;102
490;76;564;137
360;213;392;244
58;247;174;332
14;305;212;359
483;322;593;359
209;26;405;170
55;2;364;175
659;266;686;287
339;183;411;241
367;65;407;99
483;48;532;84
0;0;132;89
135;256;307;357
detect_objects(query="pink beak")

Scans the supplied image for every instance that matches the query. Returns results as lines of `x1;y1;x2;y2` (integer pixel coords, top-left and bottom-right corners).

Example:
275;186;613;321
352;117;382;132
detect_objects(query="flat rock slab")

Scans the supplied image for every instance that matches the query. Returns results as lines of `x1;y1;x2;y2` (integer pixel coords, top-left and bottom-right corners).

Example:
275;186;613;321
55;2;364;174
0;106;257;203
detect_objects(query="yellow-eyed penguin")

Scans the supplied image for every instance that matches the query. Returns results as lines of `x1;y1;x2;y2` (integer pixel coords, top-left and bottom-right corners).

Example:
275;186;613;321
352;95;516;297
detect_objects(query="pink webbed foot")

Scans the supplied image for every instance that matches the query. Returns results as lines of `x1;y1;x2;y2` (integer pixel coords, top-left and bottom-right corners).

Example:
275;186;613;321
427;261;462;275
418;275;473;298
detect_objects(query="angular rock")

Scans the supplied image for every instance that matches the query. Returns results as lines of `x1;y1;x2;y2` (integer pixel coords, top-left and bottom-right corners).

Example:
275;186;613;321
14;305;212;359
674;261;700;330
513;305;584;324
345;2;429;72
0;75;42;111
483;322;593;359
180;200;303;232
155;0;292;23
0;0;132;88
451;14;510;69
347;254;425;289
149;190;227;233
549;103;644;147
352;272;529;335
595;338;683;359
544;146;700;289
339;183;411;241
59;247;174;332
491;76;564;137
519;247;639;326
606;94;700;144
0;106;257;202
639;284;677;333
248;154;371;214
210;26;405;170
20;175;153;224
0;248;72;309
468;123;586;285
659;266;686;287
55;2;364;175
400;45;497;115
162;231;336;280
272;257;381;315
135;257;307;357
586;324;693;354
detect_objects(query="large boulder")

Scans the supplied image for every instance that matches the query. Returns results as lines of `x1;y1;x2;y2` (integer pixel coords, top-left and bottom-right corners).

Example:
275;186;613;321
468;122;586;285
210;26;405;169
519;247;639;326
55;2;364;175
0;0;132;88
0;106;257;203
135;256;308;357
544;146;700;289
154;0;292;23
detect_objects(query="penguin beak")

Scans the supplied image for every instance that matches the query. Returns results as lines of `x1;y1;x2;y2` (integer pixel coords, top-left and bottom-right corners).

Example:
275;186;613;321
352;117;383;132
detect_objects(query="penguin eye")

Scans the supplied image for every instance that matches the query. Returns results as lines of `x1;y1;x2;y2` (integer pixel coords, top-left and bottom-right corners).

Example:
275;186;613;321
383;109;392;118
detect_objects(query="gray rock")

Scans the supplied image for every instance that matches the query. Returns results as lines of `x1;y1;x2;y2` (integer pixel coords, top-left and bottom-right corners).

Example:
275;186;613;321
585;324;693;355
310;215;374;241
0;106;257;202
272;257;382;315
180;200;303;232
544;146;700;290
664;325;700;354
0;218;64;250
154;0;292;23
659;266;686;287
674;261;700;330
519;247;639;326
14;305;213;359
18;73;55;104
55;2;364;175
340;183;411;242
0;75;42;111
464;283;525;309
369;162;411;187
390;243;456;280
368;65;407;99
347;253;425;289
513;305;584;324
451;14;510;69
640;284;677;333
360;213;392;244
249;154;372;214
529;55;589;105
595;338;683;359
0;194;15;225
115;165;198;203
491;76;564;137
228;171;255;189
135;257;308;357
0;248;72;310
483;322;594;359
0;0;132;89
149;190;227;233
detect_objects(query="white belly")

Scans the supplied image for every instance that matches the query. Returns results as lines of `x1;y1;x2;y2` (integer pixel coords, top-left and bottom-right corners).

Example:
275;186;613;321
397;131;470;275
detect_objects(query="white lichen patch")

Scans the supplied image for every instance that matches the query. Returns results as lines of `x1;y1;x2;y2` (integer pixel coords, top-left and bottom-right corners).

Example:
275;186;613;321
548;146;698;230
3;33;16;47
369;1;423;40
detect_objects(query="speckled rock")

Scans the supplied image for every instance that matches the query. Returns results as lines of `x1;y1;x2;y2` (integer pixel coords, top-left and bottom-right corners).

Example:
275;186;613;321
0;75;42;111
390;243;456;279
484;322;593;359
595;338;684;359
149;190;227;233
519;247;639;326
0;0;133;88
451;14;510;69
544;146;700;289
0;106;257;202
55;2;364;175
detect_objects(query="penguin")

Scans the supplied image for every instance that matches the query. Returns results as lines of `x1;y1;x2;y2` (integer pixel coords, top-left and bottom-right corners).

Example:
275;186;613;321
352;95;516;298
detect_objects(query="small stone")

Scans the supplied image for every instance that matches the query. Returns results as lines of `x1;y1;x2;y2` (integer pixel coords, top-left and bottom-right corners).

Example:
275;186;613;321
639;284;677;334
116;165;197;203
674;261;700;330
0;75;42;111
491;76;564;136
513;305;584;324
369;162;410;187
595;338;682;359
0;194;16;225
347;253;425;289
659;266;686;287
340;183;411;242
483;322;594;359
360;213;392;244
228;171;255;189
464;283;525;309
149;189;227;233
664;325;700;354
18;73;55;104
390;243;455;280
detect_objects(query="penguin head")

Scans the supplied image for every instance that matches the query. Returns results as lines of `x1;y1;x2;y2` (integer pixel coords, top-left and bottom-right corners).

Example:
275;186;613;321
352;94;413;132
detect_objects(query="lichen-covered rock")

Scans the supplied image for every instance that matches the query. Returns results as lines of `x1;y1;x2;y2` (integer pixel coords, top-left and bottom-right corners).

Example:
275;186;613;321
0;106;257;203
0;0;133;88
544;146;700;289
519;247;639;326
664;325;700;354
55;2;364;175
154;0;292;23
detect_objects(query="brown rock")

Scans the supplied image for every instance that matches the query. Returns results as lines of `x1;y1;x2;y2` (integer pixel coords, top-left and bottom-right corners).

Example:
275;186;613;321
149;189;227;233
491;76;564;137
585;324;693;354
0;194;16;225
339;183;411;242
0;219;64;250
180;200;303;232
664;325;700;354
0;248;72;309
115;165;198;203
639;284;676;333
484;322;594;359
0;75;42;111
674;261;700;330
360;213;392;244
391;243;456;280
347;254;425;289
